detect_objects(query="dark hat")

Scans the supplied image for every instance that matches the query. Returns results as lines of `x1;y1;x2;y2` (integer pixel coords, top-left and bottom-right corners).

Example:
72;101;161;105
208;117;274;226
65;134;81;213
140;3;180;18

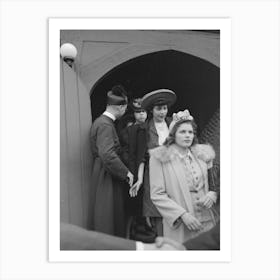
141;89;177;111
107;85;128;105
130;98;146;112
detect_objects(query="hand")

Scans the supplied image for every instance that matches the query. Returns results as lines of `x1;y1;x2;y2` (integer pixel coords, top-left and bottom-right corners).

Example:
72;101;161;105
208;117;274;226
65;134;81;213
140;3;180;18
126;171;134;187
181;212;202;231
143;243;157;250
129;180;143;197
199;191;217;209
155;237;186;250
143;242;181;250
143;243;171;250
201;196;214;209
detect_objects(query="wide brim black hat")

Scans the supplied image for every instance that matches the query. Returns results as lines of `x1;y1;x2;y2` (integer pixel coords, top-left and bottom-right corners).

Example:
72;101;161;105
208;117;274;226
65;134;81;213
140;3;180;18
141;89;176;111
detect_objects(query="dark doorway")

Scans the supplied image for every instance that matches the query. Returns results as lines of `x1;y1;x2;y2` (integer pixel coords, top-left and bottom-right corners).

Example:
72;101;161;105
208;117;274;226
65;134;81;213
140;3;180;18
90;50;219;133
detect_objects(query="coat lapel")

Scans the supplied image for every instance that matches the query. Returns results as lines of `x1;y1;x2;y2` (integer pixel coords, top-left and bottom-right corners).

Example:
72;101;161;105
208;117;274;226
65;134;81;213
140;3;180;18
170;155;195;214
148;118;171;149
147;119;159;149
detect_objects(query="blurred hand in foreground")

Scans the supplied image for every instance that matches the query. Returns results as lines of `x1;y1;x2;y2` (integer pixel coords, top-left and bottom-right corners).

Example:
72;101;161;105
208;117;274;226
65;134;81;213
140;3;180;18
155;237;186;250
143;241;184;250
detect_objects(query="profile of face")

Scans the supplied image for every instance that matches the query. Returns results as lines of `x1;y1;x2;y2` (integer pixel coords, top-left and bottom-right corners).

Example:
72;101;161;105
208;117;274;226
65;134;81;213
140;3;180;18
134;110;147;124
116;104;127;119
175;122;194;149
152;105;168;122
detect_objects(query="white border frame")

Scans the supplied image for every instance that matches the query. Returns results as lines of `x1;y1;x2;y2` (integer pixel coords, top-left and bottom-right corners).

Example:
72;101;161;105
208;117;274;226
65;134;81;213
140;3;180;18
49;18;231;262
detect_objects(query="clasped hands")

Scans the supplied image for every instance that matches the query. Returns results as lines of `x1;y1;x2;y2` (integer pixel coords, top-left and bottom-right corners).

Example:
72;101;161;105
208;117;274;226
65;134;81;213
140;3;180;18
129;179;142;197
126;171;142;197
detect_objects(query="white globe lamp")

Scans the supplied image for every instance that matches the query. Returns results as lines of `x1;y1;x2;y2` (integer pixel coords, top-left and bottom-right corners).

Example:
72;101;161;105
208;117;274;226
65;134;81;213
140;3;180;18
60;43;77;67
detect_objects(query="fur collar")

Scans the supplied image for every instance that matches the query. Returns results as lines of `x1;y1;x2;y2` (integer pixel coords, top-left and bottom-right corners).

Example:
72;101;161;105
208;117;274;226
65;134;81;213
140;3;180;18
149;144;215;163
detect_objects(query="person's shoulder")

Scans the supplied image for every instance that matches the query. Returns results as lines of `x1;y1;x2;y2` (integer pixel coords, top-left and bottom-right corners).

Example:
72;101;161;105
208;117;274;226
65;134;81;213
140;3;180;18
134;122;148;130
91;116;114;135
94;115;113;126
191;144;215;162
146;118;154;127
125;123;146;139
149;145;175;163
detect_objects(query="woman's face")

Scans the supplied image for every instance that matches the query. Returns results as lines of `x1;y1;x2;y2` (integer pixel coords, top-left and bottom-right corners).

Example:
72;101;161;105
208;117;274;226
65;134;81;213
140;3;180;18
152;105;168;122
175;122;194;149
134;110;147;124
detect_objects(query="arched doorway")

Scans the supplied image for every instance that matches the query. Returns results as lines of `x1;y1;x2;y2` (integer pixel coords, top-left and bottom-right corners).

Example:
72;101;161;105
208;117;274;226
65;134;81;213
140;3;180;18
90;50;219;134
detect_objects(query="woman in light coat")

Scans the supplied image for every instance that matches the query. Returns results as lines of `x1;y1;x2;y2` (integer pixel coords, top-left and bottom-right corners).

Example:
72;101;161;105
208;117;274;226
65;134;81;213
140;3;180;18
149;112;218;243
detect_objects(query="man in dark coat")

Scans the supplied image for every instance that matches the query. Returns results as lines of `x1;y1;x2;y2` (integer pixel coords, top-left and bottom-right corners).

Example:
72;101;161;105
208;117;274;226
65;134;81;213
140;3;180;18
88;85;134;238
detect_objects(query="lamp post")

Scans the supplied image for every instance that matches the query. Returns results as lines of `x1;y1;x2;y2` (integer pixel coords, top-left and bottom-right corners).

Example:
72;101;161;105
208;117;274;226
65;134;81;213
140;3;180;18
60;43;77;68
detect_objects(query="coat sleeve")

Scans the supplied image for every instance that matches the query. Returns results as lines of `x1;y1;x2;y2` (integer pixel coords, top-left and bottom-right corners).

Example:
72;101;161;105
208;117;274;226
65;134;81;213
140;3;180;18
96;123;129;181
208;163;220;193
119;127;130;167
136;125;148;164
149;155;187;228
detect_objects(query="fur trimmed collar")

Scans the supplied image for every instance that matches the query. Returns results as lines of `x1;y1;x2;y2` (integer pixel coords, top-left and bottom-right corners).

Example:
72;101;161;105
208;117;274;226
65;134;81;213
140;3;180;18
149;144;215;163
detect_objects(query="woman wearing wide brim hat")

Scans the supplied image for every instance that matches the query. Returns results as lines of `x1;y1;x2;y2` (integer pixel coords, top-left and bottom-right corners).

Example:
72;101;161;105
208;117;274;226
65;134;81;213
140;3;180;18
128;89;177;242
141;89;177;112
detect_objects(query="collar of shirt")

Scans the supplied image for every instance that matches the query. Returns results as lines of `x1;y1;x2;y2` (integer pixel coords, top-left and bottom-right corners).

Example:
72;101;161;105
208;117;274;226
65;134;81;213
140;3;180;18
173;148;193;161
154;122;169;146
103;111;116;122
154;121;167;128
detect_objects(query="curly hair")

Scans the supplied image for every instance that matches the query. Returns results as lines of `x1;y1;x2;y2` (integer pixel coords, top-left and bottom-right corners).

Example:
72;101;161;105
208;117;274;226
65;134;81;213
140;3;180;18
164;118;198;147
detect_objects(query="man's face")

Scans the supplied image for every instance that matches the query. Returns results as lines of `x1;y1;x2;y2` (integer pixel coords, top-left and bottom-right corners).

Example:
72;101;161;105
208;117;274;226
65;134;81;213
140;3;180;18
117;104;127;118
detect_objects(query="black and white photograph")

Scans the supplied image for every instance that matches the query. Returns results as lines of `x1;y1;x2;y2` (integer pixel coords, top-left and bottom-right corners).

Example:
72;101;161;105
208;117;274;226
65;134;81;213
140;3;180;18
49;18;231;261
1;1;280;279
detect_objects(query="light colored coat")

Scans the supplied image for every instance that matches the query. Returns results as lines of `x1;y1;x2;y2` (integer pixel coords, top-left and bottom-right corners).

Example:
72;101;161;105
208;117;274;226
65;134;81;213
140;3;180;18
149;144;216;243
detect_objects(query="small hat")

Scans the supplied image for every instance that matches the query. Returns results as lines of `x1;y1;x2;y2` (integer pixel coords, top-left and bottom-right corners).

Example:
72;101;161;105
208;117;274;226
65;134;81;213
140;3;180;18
107;85;128;105
130;98;146;112
169;109;194;132
141;89;176;111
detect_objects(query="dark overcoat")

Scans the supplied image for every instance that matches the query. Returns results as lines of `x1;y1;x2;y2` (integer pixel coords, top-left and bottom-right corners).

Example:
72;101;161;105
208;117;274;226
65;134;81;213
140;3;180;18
120;123;147;179
120;117;172;218
119;123;147;216
88;114;129;237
